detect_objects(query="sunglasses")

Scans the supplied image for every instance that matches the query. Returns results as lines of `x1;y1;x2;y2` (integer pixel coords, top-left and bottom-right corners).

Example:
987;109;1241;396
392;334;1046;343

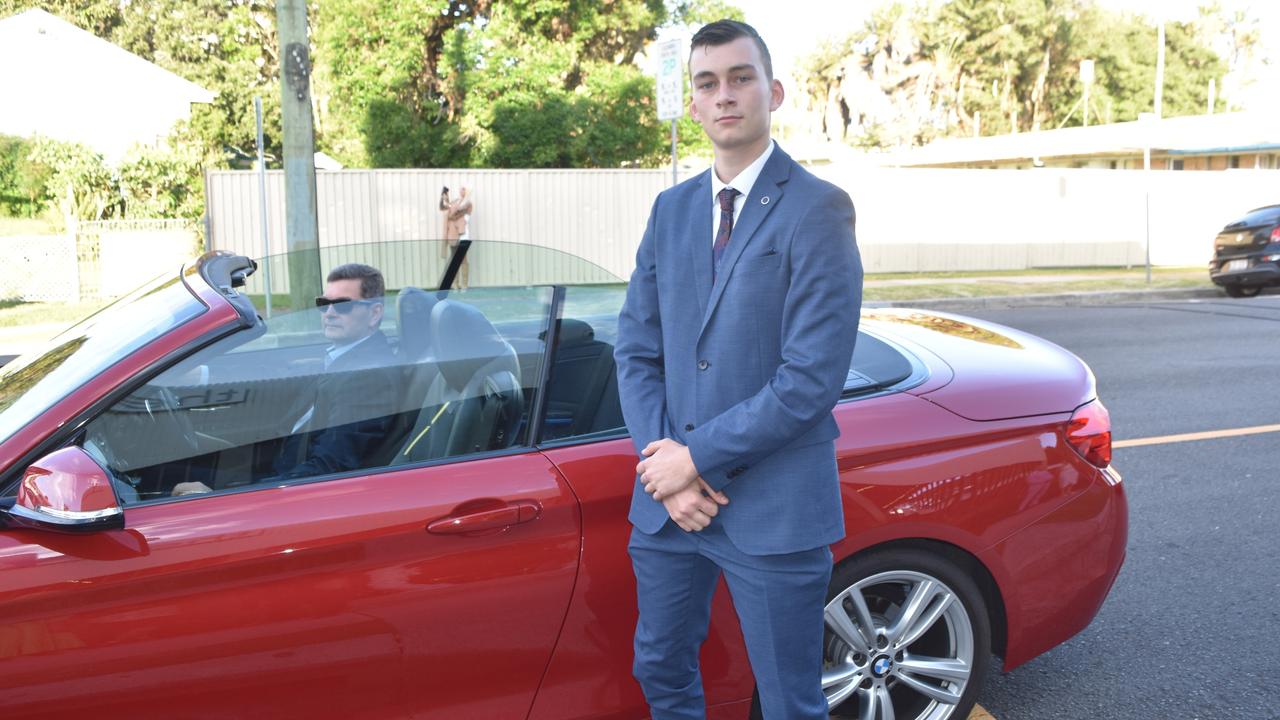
314;297;378;315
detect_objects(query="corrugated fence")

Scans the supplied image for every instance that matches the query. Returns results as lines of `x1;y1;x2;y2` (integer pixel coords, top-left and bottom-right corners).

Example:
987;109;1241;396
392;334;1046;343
206;166;1278;279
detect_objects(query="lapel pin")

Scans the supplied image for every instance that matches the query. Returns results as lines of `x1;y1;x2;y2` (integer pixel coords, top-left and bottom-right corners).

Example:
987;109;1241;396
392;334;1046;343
761;196;770;205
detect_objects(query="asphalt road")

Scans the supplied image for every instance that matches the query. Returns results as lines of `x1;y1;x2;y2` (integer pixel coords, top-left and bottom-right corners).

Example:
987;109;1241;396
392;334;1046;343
956;294;1280;720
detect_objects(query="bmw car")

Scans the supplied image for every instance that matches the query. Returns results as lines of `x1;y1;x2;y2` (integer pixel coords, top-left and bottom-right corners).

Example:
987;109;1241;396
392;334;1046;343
0;240;1126;720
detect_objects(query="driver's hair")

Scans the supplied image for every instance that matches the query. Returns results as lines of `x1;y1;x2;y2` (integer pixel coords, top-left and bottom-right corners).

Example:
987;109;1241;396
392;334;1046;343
327;263;385;301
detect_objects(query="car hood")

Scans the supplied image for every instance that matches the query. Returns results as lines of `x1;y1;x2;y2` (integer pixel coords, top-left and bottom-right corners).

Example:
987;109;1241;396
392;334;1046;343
862;308;1095;421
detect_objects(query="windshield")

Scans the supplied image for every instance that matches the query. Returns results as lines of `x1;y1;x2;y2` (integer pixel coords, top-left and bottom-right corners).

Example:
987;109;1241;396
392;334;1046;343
0;272;205;446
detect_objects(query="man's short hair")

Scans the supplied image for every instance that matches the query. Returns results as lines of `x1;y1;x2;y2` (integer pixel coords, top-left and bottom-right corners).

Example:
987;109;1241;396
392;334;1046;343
689;20;773;81
327;263;385;301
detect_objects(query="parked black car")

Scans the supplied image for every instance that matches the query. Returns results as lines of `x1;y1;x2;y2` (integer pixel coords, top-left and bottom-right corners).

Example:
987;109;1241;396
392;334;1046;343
1209;204;1280;297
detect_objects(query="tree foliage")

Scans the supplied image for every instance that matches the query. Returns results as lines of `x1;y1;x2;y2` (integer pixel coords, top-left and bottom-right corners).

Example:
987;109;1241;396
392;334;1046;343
799;0;1232;148
1;0;746;175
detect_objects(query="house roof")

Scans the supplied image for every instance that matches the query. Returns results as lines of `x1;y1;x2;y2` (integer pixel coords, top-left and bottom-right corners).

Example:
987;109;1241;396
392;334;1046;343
878;111;1280;167
0;8;215;106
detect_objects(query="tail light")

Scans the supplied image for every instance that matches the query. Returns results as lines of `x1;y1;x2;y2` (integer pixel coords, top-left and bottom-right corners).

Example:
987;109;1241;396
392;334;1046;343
1270;226;1280;243
1066;400;1112;468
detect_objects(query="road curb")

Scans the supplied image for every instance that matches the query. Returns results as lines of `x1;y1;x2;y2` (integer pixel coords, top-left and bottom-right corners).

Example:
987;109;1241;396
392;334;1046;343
864;286;1223;312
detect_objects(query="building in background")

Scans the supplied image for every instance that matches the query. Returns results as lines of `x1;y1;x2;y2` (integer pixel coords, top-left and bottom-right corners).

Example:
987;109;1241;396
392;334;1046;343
877;111;1280;171
0;8;214;162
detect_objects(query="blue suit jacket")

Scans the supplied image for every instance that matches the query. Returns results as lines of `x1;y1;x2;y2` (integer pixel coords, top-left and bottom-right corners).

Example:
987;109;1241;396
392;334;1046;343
615;145;863;555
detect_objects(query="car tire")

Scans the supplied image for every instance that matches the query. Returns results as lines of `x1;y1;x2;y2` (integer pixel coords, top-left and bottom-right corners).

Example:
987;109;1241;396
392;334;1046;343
750;547;991;720
1224;284;1262;298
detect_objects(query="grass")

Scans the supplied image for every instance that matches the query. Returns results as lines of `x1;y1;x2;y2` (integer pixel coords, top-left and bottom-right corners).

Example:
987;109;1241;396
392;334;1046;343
0;268;1219;339
0;216;57;236
864;273;1213;301
0;299;108;328
865;265;1205;281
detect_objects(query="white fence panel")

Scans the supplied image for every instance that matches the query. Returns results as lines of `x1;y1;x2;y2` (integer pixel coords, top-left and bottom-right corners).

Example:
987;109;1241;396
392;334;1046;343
0;234;79;302
208;166;1279;278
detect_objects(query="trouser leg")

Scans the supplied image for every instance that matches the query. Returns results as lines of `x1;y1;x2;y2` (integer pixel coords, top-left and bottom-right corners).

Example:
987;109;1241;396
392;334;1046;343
704;531;833;720
628;523;721;720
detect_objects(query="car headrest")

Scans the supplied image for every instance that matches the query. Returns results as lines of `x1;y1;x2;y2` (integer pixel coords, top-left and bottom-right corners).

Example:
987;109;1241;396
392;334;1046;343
546;318;595;347
398;287;443;360
428;300;513;390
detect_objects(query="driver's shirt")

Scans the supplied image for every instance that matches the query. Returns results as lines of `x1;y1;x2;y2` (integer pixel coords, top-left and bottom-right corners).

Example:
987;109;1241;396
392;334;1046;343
290;334;375;433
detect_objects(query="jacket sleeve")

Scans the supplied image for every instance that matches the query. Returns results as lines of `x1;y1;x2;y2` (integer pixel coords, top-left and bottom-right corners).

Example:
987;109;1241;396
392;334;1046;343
685;187;863;491
614;196;669;458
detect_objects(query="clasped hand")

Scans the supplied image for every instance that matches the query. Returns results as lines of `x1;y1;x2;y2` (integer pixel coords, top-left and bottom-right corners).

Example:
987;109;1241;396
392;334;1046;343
638;438;729;532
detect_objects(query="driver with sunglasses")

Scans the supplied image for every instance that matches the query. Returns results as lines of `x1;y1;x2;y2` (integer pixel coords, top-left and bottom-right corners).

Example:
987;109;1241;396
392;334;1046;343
271;262;399;479
171;263;398;495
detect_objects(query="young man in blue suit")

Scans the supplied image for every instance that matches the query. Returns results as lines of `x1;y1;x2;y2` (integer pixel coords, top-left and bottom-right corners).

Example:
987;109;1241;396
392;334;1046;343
614;20;863;720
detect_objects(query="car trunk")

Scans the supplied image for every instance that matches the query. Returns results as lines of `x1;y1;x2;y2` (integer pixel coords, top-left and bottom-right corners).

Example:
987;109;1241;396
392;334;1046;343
863;309;1094;421
1214;206;1280;258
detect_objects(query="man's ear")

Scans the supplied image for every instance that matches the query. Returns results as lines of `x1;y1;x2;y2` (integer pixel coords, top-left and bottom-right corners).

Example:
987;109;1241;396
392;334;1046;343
769;78;785;112
369;302;384;328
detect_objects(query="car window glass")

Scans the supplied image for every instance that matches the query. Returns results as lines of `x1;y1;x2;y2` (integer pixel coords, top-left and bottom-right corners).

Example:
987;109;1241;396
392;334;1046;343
846;331;914;392
541;283;626;442
82;285;553;504
0;274;203;446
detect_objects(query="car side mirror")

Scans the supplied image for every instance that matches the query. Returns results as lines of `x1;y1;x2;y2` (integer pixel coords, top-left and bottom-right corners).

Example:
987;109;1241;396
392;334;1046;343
2;447;124;534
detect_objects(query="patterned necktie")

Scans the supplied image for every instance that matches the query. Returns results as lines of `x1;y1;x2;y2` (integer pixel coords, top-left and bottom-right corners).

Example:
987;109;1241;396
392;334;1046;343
712;187;740;281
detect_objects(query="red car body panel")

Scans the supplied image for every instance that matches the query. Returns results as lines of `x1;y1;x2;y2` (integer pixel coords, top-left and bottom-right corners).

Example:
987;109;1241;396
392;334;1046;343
869;310;1097;419
0;452;580;719
0;257;1127;718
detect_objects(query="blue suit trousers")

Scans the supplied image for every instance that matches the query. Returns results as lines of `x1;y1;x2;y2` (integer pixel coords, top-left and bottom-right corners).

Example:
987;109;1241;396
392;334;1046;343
629;521;833;719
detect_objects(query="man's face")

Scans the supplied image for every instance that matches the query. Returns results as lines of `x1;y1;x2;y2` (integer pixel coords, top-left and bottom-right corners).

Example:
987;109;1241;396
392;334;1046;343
688;36;783;154
320;278;382;344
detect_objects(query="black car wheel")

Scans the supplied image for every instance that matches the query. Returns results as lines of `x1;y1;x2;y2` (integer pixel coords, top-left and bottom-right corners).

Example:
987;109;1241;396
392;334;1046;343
749;548;992;720
1224;285;1262;298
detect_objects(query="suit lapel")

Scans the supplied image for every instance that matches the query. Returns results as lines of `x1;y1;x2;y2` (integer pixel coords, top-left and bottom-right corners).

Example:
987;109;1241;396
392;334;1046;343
689;170;714;319
699;147;792;336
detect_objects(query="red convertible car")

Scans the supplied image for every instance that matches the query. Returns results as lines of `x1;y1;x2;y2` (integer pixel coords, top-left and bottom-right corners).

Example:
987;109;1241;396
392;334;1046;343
0;241;1125;720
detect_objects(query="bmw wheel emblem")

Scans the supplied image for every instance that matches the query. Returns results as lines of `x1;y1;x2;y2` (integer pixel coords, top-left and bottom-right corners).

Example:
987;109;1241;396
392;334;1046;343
872;656;893;677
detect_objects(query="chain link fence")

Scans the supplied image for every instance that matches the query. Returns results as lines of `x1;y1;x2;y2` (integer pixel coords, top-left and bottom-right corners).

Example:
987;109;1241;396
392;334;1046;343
0;219;199;303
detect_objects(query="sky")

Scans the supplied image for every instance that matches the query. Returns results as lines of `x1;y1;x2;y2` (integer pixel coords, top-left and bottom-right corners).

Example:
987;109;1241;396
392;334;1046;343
725;0;1279;111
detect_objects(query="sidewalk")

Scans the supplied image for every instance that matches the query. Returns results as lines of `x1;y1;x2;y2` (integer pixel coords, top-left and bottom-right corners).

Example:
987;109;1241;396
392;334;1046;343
0;322;69;359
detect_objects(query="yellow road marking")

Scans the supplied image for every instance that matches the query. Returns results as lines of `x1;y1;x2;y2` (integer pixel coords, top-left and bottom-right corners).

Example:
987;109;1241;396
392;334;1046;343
969;705;997;720
1113;423;1280;449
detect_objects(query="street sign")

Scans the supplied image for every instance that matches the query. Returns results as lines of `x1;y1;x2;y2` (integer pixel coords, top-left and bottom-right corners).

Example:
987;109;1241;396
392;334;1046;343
656;39;684;121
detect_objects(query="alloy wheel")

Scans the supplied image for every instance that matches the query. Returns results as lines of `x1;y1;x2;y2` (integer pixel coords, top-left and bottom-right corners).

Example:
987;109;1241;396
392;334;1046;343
823;569;976;720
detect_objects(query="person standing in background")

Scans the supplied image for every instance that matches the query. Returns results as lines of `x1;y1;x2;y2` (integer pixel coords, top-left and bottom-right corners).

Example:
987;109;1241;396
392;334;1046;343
444;186;474;290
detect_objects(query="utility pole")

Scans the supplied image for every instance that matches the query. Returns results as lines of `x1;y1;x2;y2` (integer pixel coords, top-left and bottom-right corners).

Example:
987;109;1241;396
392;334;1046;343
276;0;321;309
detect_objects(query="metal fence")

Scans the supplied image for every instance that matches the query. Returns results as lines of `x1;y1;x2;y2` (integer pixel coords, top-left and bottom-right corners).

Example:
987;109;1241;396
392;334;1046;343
207;166;1280;278
206;168;678;283
0;220;198;302
0;233;79;302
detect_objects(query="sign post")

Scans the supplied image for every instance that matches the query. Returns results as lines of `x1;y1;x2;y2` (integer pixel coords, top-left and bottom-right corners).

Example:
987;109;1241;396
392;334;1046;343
656;39;684;186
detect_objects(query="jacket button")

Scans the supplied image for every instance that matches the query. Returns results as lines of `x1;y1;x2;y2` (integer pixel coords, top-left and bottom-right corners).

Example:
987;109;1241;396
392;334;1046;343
685;423;694;431
697;360;709;370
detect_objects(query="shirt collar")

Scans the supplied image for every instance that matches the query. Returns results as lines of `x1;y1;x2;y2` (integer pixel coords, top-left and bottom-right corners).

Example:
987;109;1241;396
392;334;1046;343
711;139;775;203
327;331;374;365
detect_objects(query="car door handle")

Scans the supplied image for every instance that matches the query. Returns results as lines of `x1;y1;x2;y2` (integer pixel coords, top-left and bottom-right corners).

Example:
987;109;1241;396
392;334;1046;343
427;501;541;535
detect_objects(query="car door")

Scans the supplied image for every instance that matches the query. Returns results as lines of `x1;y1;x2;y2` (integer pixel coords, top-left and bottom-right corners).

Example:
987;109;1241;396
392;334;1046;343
0;284;580;719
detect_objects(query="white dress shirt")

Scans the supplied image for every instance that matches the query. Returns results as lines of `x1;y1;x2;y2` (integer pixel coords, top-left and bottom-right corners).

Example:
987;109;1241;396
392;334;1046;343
709;140;775;248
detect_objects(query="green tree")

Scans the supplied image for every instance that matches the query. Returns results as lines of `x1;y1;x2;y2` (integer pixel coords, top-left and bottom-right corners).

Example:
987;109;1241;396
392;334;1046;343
26;138;119;222
0;134;53;217
118;141;211;221
798;0;1228;148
